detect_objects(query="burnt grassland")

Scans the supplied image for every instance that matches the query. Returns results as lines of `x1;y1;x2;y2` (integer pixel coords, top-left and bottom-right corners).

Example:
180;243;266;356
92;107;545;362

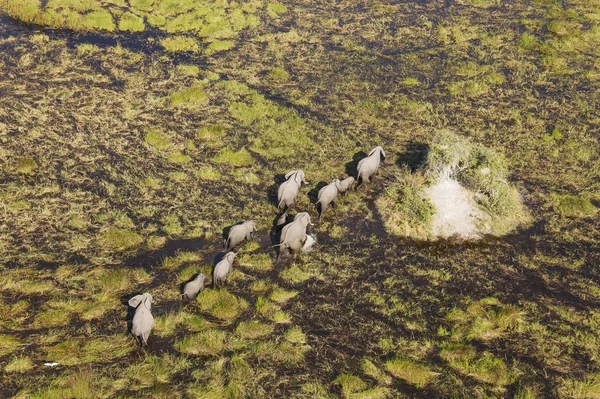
0;0;599;398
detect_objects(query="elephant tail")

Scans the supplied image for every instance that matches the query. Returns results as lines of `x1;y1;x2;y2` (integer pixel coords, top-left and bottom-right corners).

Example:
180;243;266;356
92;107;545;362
225;238;231;250
278;198;285;211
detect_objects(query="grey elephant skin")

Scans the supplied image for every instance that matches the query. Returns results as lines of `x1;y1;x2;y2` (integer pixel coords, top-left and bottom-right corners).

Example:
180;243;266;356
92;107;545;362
357;146;386;185
128;293;154;346
182;273;206;300
278;212;312;255
338;176;355;194
316;179;342;219
277;170;308;211
226;220;257;251
214;251;236;286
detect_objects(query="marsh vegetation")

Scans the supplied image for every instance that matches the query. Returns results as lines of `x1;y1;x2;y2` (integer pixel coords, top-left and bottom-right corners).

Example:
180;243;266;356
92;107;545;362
0;0;599;397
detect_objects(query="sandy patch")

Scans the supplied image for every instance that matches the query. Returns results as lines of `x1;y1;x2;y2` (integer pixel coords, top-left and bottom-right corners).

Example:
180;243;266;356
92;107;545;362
424;178;483;239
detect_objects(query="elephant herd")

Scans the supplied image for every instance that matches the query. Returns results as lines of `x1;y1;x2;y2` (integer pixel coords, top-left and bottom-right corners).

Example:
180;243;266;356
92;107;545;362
128;146;387;346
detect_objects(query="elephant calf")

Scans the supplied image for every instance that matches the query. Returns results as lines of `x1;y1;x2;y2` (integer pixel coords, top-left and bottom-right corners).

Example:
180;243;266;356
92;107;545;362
316;179;342;220
338;176;355;194
128;293;154;346
213;252;236;287
301;234;316;252
357;146;386;186
182;273;206;300
277;170;308;212
278;212;312;257
226;220;257;251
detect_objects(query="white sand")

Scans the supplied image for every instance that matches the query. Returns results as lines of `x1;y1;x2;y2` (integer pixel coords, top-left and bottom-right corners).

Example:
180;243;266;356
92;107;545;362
424;179;483;239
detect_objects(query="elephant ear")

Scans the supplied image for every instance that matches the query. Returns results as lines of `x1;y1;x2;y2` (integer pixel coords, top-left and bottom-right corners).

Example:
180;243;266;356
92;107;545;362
334;179;343;191
293;171;304;185
143;294;152;310
128;295;143;308
285;170;298;180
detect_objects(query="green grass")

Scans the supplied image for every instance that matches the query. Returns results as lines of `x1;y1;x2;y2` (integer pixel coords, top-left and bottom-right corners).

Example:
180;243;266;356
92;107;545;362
176;329;229;356
44;336;131;366
118;12;145;32
551;193;597;217
0;334;21;356
256;296;291;323
385;358;439;388
144;128;171;150
160;36;199;52
205;40;235;55
236;321;274;339
170;85;210;107
268;67;290;83
195;166;222;181
376;168;434;240
213;148;254;167
237;253;273;272
279;265;314;285
16;156;38;174
270;286;298;303
5;356;34;373
79;9;116;31
177;64;200;77
197;289;249;321
97;227;142;251
162;250;202;270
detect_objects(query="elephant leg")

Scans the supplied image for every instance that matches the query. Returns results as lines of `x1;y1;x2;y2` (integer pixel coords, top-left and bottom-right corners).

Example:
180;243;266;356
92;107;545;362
319;202;328;220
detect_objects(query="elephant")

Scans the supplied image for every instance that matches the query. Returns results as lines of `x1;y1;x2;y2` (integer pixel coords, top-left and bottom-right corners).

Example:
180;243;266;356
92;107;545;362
278;212;312;257
213;251;236;287
357;146;387;186
316;179;342;220
128;293;154;346
276;212;288;227
226;220;257;251
182;273;206;300
301;234;316;252
338;176;356;194
277;170;308;212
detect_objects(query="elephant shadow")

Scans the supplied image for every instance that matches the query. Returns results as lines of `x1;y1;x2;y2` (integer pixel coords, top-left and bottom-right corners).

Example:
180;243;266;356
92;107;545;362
396;142;429;172
307;182;329;216
269;212;294;247
345;151;368;179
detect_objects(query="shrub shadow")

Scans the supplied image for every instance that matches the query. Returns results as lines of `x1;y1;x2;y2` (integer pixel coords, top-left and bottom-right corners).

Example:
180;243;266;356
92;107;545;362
396;142;429;172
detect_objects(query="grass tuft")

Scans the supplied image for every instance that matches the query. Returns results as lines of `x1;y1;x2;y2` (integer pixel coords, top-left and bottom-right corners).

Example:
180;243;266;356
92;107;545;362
236;321;274;339
176;329;228;356
16;156;38;174
214;148;254;167
161;36;199;52
98;227;142;251
551;194;597;217
197;289;248;321
385;358;438;388
5;356;34;373
170;85;210;107
118;12;145;32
